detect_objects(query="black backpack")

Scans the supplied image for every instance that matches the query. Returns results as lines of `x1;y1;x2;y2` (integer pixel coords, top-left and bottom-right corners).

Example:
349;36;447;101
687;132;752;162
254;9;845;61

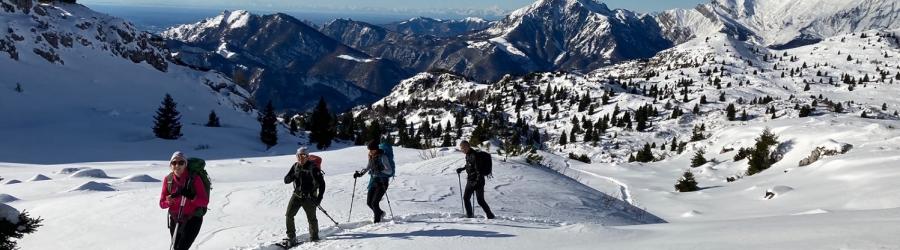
293;162;322;197
475;151;492;177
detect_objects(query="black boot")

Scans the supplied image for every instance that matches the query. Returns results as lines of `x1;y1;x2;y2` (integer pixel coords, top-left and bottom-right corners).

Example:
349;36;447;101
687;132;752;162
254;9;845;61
374;210;384;223
281;237;298;248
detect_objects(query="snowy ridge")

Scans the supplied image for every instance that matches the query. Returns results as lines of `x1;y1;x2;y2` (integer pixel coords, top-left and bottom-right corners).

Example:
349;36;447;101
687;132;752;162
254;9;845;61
659;0;900;48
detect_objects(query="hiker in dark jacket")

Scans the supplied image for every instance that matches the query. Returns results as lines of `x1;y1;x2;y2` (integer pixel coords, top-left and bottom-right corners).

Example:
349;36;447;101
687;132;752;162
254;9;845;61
159;151;208;250
283;147;325;247
353;140;394;223
455;141;496;219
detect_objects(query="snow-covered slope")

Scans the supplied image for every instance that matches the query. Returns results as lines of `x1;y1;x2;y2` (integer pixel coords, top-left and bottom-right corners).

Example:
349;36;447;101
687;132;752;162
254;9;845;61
1;146;661;249
658;0;900;48
0;1;303;163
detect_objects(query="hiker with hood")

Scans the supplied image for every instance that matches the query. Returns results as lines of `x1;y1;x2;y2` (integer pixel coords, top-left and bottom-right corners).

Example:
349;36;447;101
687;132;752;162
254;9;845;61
159;151;209;250
353;140;394;223
283;147;325;247
455;141;496;219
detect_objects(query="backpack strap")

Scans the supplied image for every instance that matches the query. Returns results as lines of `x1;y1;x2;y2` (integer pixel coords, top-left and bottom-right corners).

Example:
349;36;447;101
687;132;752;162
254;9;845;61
165;173;174;195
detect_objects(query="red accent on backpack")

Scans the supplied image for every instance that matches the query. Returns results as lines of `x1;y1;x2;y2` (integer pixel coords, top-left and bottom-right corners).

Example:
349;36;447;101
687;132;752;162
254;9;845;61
308;155;322;170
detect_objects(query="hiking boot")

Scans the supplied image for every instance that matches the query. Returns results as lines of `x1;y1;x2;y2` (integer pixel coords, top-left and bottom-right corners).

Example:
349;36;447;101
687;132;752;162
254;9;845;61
374;211;384;223
281;237;298;248
486;214;496;219
309;236;320;242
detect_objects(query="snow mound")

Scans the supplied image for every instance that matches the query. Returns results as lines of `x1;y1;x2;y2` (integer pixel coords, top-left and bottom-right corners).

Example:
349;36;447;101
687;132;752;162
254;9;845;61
120;174;160;183
69;169;110;178
0;203;19;224
764;186;795;199
793;209;830;215
3;179;21;185
57;167;89;174
681;210;703;217
67;181;116;192
0;194;20;203
27;174;52;182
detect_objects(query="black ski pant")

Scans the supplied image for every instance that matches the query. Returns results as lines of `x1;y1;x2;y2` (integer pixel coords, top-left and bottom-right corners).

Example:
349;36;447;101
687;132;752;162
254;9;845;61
168;216;203;250
286;194;319;240
366;177;390;222
463;177;495;219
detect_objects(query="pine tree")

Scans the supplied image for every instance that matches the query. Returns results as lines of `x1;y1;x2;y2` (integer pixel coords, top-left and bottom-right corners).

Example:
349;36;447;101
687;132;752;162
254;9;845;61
288;117;298;135
691;149;707;168
470;121;489;147
205;110;221;127
396;117;409;147
804;83;811;91
799;106;813;117
635;143;654;162
747;128;778;176
725;103;736;121
0;209;43;250
309;97;334;150
674;171;700;192
152;94;183;140
559;132;568;145
690;125;705;141
337;113;356;141
441;130;453;147
259;101;278;149
569;127;578;143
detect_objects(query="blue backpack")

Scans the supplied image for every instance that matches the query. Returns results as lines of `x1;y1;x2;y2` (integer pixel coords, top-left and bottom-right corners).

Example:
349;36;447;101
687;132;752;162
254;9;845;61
379;138;396;177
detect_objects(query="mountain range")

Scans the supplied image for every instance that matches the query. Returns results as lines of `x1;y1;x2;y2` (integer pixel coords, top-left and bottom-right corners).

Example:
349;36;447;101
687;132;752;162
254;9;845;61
156;0;900;112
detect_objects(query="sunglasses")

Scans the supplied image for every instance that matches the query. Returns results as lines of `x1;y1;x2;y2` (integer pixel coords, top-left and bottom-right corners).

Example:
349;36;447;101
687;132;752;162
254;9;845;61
171;160;186;166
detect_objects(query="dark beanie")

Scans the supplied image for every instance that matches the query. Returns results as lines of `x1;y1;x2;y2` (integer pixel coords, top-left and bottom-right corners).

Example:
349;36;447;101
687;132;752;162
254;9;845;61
367;140;379;150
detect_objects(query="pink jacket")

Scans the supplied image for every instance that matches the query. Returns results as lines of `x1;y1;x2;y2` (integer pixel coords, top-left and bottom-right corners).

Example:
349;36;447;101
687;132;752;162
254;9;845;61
159;173;208;221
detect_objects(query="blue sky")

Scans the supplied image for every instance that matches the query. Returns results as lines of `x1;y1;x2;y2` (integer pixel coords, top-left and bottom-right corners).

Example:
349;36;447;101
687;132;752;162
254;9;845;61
80;0;709;14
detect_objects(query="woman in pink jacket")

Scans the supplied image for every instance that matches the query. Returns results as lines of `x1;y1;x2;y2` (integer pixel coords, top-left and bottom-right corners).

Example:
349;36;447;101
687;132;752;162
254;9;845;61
159;151;208;250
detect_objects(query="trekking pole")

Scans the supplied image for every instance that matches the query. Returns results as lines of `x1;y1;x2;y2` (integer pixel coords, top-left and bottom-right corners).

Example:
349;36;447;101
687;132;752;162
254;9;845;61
317;205;340;226
170;196;187;250
348;177;357;223
457;173;464;214
385;191;394;219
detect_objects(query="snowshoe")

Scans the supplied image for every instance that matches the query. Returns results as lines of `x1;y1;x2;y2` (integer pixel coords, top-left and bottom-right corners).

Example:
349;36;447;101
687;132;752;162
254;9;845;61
275;238;301;249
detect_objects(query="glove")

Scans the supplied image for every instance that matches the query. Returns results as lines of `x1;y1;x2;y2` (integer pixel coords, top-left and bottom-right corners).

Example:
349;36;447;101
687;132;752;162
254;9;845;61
456;168;465;174
353;171;363;178
315;195;323;206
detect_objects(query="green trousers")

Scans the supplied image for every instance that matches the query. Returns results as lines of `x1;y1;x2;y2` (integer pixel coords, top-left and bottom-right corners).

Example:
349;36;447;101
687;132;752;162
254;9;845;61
286;194;318;240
